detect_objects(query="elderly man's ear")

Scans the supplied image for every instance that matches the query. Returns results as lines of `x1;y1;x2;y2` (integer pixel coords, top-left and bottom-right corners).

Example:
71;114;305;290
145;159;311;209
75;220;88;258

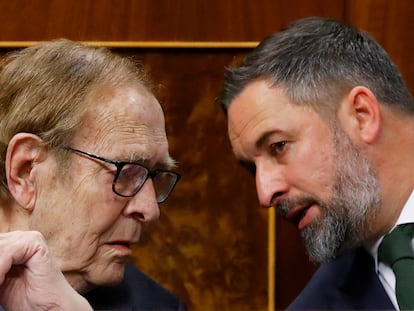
6;133;48;212
337;86;382;144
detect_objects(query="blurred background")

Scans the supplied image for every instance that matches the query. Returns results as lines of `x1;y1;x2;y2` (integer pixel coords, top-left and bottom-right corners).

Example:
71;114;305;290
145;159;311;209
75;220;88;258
0;1;413;310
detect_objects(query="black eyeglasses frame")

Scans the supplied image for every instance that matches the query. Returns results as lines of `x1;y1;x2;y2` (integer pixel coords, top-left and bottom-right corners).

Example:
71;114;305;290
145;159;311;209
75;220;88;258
60;146;181;203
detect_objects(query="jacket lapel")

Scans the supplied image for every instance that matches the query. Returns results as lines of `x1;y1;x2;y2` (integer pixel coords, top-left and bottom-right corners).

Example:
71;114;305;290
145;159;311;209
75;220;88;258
332;247;395;310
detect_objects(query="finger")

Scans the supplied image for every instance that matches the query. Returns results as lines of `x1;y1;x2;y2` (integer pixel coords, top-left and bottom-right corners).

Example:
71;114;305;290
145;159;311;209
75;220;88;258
0;231;50;284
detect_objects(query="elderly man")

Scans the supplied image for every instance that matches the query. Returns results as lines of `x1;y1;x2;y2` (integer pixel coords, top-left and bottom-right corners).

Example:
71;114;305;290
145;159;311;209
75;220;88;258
0;39;184;310
222;17;414;310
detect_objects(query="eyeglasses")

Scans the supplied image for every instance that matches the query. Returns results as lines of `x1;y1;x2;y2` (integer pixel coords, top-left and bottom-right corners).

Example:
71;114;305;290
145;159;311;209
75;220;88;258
61;146;181;203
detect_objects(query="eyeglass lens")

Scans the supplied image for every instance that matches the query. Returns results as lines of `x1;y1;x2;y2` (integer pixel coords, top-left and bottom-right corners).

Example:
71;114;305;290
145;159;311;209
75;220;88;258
114;163;178;203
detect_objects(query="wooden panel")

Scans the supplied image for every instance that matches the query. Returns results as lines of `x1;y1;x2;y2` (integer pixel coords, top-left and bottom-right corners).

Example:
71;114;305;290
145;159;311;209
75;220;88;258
117;48;269;311
345;0;414;93
0;0;343;42
275;219;316;307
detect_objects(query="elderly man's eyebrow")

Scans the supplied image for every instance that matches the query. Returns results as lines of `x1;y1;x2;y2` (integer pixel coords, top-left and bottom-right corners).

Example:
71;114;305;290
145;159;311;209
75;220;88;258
126;154;177;170
160;156;177;170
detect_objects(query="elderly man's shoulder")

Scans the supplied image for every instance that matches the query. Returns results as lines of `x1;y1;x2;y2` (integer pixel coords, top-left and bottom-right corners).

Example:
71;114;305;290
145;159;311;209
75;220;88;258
84;263;186;310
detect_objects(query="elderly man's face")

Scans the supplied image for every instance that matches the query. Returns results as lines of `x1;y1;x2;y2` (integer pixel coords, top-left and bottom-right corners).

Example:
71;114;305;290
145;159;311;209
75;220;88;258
29;84;171;292
227;79;381;263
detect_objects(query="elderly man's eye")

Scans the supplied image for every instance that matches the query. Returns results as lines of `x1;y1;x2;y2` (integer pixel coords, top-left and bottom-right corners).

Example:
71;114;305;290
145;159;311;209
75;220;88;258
270;141;287;156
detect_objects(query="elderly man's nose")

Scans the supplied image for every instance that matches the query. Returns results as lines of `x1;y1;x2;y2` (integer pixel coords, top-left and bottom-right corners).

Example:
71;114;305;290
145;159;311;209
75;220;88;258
123;180;160;222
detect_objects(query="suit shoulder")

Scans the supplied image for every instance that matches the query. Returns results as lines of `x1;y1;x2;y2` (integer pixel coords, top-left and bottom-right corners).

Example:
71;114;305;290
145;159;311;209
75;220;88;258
85;264;186;310
287;250;358;310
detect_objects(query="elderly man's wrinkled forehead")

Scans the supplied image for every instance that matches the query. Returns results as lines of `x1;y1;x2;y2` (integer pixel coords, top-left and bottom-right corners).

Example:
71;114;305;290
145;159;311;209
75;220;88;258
74;82;168;158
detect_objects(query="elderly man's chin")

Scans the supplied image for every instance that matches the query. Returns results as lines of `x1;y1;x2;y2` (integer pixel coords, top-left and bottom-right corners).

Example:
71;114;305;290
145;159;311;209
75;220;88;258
84;244;136;286
86;261;128;289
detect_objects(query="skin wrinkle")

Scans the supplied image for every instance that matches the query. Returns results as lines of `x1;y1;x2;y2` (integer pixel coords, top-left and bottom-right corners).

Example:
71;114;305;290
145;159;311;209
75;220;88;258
229;85;314;163
79;87;172;169
229;95;277;155
47;168;102;272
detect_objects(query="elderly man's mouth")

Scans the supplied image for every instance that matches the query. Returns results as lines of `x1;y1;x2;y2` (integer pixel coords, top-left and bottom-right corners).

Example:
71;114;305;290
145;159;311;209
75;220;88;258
106;241;134;256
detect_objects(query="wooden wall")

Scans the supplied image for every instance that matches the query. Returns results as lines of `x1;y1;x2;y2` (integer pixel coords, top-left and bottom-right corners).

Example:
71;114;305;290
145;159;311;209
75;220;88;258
0;1;413;310
0;0;343;42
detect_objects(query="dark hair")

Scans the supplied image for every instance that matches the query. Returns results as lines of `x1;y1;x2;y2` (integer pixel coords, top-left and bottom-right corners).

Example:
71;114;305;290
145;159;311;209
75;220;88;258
221;17;414;117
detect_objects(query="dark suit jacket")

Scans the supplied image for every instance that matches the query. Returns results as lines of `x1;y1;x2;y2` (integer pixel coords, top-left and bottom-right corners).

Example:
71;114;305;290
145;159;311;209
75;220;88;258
288;247;395;310
84;264;186;310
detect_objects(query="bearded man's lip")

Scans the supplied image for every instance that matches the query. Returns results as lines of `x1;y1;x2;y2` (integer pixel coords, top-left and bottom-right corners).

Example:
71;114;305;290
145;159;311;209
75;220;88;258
286;205;312;226
298;204;321;230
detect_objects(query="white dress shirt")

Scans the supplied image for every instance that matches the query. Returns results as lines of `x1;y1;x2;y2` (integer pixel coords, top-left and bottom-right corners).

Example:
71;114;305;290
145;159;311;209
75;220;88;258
366;190;414;311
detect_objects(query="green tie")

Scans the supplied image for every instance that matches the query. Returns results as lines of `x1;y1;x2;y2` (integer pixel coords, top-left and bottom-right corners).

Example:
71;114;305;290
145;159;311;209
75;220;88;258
378;224;414;310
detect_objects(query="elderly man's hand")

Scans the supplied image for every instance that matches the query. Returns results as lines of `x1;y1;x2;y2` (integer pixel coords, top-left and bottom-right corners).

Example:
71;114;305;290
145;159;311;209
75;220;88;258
0;231;92;311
